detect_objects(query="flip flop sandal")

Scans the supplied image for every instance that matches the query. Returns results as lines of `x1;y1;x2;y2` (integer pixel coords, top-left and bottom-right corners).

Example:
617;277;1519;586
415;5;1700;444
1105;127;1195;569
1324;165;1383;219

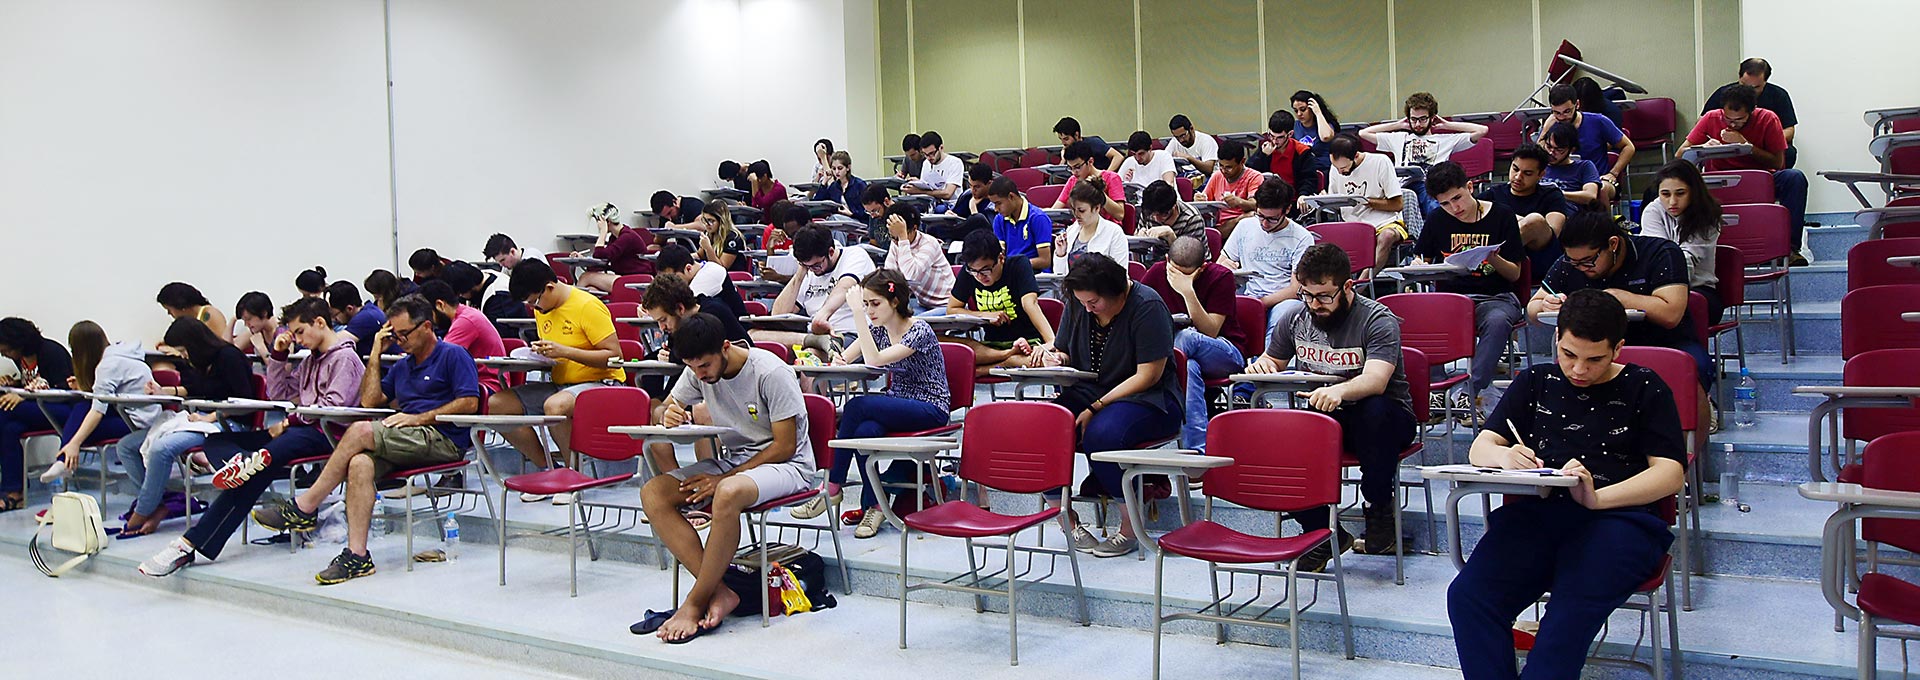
664;618;723;645
683;510;712;531
0;496;23;513
117;526;156;540
629;608;677;635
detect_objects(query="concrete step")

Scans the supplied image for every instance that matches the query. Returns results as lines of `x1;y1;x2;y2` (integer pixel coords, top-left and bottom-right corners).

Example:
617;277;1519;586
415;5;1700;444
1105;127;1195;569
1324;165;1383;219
1807;224;1868;263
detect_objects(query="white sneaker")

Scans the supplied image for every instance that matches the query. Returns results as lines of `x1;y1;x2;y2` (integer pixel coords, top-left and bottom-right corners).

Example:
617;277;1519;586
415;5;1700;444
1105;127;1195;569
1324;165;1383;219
518;492;553;503
788;490;840;520
38;457;71;483
853;507;886;539
139;537;196;577
550;492;575;505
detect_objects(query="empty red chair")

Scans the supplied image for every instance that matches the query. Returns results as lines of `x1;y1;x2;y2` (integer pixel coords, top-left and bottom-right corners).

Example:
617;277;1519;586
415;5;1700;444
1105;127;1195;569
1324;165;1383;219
1231;295;1266;358
1705;170;1775;205
606;301;641;343
1842;285;1920;359
1204;227;1223;261
1831;349;1920;488
1380;293;1476;411
1622;97;1678;162
1176;175;1196;202
1721;203;1796;362
496;386;650;595
1706;245;1746;418
1485;114;1527;161
1151;408;1354;679
1307;222;1378;279
544;253;575;285
1848;238;1920;289
1005;167;1048;192
1619;345;1702;610
744;300;770;316
1019;147;1054;169
1026;184;1067;209
1121;203;1139;235
754;341;793;364
609;274;653;305
1855;431;1920;679
1453;138;1496;180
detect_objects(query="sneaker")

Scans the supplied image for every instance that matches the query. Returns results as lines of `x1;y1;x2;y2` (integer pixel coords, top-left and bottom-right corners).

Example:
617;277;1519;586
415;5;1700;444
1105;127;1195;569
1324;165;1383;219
38;457;71;483
1298;528;1356;573
1789;252;1810;267
840;507;865;526
1069;525;1101;553
138;537;196;577
789;490;840;520
551;492;575;505
252;499;317;533
1709;402;1722;435
314;547;376;585
1356;504;1399;555
212;449;272;490
1447;390;1476;424
518;492;553;503
1091;534;1138;558
853;507;887;539
1427;391;1448;420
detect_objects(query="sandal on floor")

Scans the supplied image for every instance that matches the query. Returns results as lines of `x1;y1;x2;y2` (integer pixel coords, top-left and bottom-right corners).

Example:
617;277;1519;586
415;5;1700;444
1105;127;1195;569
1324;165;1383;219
629;608;676;635
117;525;156;540
0;495;22;513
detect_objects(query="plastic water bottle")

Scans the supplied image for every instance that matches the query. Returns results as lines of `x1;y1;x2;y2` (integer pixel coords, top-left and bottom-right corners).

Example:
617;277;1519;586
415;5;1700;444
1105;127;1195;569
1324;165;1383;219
1718;443;1742;507
441;512;460;560
1733;368;1759;428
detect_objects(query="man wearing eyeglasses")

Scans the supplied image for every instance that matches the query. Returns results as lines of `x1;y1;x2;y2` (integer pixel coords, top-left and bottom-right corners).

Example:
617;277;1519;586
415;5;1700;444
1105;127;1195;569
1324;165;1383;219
763;225;876;353
1219;179;1316;332
1528;212;1707;398
1360;91;1488;217
1051;140;1127;222
253;294;481;585
1245;243;1416;570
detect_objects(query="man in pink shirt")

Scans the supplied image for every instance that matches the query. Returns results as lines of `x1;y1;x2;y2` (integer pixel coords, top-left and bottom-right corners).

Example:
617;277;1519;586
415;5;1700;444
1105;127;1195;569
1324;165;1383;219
1052;140;1127;222
1203;140;1266;238
880;205;955;315
421;280;504;397
1677;85;1810;264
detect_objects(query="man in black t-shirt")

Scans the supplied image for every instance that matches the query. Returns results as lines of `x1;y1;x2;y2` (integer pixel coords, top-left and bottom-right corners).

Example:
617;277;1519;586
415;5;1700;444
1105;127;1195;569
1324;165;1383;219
1480;144;1568;285
1416;162;1525;419
1448;289;1685;680
944;231;1057;376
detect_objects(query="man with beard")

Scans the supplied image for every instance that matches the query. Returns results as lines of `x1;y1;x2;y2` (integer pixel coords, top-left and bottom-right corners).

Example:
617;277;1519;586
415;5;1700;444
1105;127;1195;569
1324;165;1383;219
1244;243;1415;572
640;313;815;643
1360;91;1488;216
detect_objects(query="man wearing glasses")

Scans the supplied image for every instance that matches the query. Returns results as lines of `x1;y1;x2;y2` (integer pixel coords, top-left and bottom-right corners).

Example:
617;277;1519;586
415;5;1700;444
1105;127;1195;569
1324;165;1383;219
253;294;482;585
1360;91;1488;217
762;225;876;353
942;230;1055;376
1218;179;1316;332
1244;242;1416;571
1050;140;1127;222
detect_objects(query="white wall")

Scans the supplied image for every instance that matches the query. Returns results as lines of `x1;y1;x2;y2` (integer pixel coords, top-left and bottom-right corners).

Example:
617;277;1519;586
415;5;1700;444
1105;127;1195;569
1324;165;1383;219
0;0;393;348
1744;0;1920;214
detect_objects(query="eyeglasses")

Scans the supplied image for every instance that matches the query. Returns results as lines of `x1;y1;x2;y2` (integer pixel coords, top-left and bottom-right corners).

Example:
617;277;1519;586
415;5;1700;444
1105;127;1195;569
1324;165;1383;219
1067;161;1088;172
1298;289;1342;305
800;257;831;274
1407;115;1434;125
1256;212;1287;225
390;321;427;341
1561;249;1607;271
963;262;997;277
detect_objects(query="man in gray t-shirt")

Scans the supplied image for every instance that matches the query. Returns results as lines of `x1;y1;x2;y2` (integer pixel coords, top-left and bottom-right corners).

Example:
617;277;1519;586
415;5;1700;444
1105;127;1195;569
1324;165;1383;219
1244;243;1415;567
641;314;815;643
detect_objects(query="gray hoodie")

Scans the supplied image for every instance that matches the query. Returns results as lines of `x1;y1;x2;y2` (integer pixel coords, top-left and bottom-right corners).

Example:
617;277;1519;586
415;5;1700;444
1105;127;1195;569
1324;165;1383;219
89;341;161;429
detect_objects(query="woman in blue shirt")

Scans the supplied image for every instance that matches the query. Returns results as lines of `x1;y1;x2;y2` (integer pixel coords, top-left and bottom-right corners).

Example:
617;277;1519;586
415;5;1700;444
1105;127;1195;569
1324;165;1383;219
811;151;870;222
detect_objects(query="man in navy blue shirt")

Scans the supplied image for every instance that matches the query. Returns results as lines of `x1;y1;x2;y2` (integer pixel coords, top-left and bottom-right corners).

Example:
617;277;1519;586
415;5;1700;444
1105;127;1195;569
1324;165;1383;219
254;294;481;585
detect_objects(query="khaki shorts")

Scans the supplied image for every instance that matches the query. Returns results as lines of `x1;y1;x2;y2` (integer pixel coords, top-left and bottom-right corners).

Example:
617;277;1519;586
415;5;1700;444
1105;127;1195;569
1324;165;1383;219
368;422;465;479
1374;219;1410;241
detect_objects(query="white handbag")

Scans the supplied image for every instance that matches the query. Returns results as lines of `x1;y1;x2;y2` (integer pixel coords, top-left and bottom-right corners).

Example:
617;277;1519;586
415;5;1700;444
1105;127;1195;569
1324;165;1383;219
29;492;107;577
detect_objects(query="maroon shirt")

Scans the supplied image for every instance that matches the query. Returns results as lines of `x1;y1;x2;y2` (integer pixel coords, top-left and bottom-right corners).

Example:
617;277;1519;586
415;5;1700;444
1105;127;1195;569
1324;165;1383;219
592;227;656;275
1141;261;1245;352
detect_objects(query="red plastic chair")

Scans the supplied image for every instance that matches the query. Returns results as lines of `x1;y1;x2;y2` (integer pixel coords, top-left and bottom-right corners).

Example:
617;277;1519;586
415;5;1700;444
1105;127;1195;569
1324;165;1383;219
1380;293;1476;407
1842;285;1920;359
1038;297;1065;330
1204;227;1223;261
609;274;653;305
711;393;850;625
1454;138;1496;180
1307;222;1377;280
1176;176;1196;202
1619;345;1702;610
1019;147;1054;169
1848;238;1920;290
1856;432;1920;678
1622;97;1678;162
1026;184;1067;209
1128;260;1148;281
1005;168;1048;192
496;386;650;595
544;253;575;285
1721;203;1796;362
1705;170;1775;205
1337;345;1429;585
606;302;641;343
1231;295;1267;359
1707;246;1746;421
727;270;754;282
888;343;973;438
1485;114;1528;161
753;341;793;364
1121;204;1139;235
1831;350;1920;488
1151;409;1354;678
744;300;770;316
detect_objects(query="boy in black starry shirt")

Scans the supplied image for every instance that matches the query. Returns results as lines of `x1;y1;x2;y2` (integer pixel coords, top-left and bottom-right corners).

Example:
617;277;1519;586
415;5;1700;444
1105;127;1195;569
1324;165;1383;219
1447;289;1686;680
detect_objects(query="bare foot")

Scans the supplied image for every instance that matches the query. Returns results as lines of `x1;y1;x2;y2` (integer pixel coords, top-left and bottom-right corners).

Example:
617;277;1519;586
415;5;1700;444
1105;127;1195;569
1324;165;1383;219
703;584;741;627
656;606;705;642
139;506;173;534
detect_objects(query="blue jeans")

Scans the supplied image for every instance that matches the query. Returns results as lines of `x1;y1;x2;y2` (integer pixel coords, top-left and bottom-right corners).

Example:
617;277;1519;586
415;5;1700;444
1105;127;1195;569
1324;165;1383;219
1468;294;1524;393
910;300;949;317
115;426;222;517
1774;168;1809;250
1448;497;1672;679
1046;395;1182;499
1174;330;1243;451
181;426;330;560
1407;178;1439;217
1266;299;1305;336
831;395;951;509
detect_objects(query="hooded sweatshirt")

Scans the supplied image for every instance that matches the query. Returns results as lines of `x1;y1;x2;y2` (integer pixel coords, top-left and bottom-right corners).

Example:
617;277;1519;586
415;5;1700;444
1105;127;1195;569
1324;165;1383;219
89;341;161;429
266;336;364;427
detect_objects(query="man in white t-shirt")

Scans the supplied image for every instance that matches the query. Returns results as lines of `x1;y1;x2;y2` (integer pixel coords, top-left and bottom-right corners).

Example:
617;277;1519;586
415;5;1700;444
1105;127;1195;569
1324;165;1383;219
903;130;965;210
1221;180;1318;331
763;225;877;353
1360;91;1488;217
1118;131;1179;189
1305;134;1407;274
1167;114;1219;177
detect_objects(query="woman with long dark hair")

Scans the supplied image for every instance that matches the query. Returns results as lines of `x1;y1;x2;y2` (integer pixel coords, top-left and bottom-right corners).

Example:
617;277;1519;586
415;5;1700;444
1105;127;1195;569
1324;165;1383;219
1290;90;1341;171
1640;159;1726;323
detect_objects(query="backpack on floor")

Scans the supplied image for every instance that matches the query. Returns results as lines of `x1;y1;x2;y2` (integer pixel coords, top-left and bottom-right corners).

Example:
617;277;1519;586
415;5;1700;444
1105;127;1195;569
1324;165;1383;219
30;492;107;577
723;544;837;617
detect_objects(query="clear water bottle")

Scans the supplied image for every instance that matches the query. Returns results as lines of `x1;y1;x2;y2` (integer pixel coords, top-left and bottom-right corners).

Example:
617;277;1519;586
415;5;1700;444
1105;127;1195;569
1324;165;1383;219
441;512;460;560
1733;367;1759;428
1719;443;1741;506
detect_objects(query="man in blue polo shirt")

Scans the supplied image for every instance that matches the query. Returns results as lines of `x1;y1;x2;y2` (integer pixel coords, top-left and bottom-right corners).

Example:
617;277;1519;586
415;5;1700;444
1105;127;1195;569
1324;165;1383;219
254;294;482;585
984;175;1056;271
1538;84;1634;207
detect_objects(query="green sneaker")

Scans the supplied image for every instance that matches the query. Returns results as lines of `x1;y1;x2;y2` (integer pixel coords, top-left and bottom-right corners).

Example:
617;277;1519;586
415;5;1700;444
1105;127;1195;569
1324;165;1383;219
315;548;376;585
252;499;317;533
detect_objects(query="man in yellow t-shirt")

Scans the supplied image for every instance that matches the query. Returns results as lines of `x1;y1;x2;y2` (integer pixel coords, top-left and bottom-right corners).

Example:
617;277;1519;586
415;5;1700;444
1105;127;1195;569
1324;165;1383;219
487;261;626;503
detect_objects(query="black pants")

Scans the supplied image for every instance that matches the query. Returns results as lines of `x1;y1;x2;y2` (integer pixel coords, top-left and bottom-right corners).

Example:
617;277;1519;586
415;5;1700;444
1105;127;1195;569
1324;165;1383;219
182;426;330;560
1288;395;1414;533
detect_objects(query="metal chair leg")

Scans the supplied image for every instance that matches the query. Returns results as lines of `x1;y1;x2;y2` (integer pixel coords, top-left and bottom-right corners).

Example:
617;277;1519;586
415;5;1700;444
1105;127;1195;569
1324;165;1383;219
1287;564;1302;680
497;489;508;586
1005;533;1020;666
1649;587;1666;680
1152;549;1166;680
897;527;910;649
568;499;581;597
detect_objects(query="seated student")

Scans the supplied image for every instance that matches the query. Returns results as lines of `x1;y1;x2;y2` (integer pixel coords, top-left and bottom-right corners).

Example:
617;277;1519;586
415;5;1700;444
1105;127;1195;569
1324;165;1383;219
1483;143;1570;280
1053;116;1125;172
482;233;546;275
798;270;951;538
36;322;146;486
1166;114;1220;176
642;274;752;357
1249;109;1318;194
718;160;751;192
419;280;505;398
984;176;1056;271
1447;289;1685;680
230;290;279;355
881;205;955;315
640;313;815;642
295;267;330;300
945;230;1056;376
1223;180;1316;330
118;318;255;537
655;244;749;322
488;260;626;501
1142;236;1245;452
1360;91;1489;215
444;260;524;337
895;133;925;180
1202;140;1266;238
363;269;418;315
811;151;871;222
1539;84;1633;207
1029;253;1180;558
0;318;75;510
1055;140;1129;223
746;160;788;216
1309;134;1407;273
857;183;897;249
1054;181;1130;277
904;131;964;210
763;225;877;353
136;297;365;577
156;282;232;343
254;295;480;585
326;281;386;358
1640;160;1726;325
1416;162;1526;417
649;190;707;230
1573;77;1625;127
692;202;753;274
1540;123;1602;213
1244;243;1415;568
1290;90;1341;173
951;162;997;221
811;138;834;184
1118;130;1178;188
1137;180;1208;245
1678;84;1810;265
579;202;655;292
1702;57;1797;168
408;248;449;284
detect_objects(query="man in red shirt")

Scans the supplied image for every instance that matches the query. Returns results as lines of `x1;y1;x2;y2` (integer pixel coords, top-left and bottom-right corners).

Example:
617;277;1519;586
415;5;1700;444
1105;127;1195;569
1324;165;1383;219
1677;85;1811;264
1203;140;1265;238
1140;236;1245;452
